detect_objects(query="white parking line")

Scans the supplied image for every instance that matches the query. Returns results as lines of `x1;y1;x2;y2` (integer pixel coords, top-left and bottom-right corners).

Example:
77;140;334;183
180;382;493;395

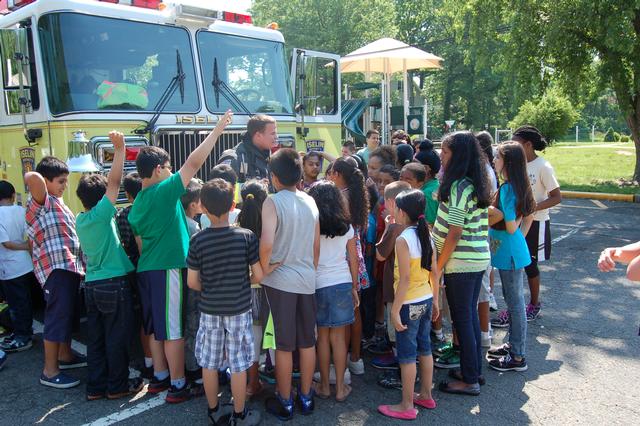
552;228;579;244
81;392;167;426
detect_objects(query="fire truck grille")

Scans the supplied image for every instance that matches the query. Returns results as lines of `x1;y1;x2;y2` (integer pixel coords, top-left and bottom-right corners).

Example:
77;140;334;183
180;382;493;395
153;130;244;182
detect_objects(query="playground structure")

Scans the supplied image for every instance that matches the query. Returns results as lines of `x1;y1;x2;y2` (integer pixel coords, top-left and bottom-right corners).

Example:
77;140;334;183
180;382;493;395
339;38;443;145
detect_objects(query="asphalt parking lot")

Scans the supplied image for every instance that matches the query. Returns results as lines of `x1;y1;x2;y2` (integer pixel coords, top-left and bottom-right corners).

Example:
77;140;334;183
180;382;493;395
1;197;639;425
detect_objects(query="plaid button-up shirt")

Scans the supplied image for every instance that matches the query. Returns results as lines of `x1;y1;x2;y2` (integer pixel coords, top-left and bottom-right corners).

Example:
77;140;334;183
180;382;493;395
26;195;84;286
115;205;139;267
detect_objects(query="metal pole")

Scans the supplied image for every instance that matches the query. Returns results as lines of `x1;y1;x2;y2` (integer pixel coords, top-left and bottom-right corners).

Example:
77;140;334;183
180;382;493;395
403;60;408;132
576;125;579;143
423;99;428;139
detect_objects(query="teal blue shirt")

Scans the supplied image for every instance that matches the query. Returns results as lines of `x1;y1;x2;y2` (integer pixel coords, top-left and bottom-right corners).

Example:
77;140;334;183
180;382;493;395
489;183;531;270
76;196;134;282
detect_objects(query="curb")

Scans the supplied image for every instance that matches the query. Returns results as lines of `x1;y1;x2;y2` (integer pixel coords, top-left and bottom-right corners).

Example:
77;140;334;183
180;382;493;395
561;190;640;203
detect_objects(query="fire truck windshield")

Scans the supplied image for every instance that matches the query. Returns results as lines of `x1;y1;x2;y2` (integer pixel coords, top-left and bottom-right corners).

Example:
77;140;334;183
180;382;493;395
197;31;293;115
38;12;199;115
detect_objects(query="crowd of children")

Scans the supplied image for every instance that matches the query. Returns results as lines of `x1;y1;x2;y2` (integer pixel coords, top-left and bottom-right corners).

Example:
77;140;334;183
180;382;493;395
0;115;563;423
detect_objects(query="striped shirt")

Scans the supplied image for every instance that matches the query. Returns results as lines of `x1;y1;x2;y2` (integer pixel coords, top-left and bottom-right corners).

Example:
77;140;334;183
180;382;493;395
432;178;490;273
186;226;258;316
26;195;84;286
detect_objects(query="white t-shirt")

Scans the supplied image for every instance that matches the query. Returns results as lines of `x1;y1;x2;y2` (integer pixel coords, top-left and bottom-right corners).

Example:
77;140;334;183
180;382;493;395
527;156;560;222
486;162;498;194
316;225;355;290
200;208;240;228
0;205;34;280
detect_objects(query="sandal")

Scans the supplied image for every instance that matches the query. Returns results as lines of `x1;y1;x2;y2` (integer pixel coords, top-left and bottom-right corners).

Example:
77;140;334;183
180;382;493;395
438;380;480;396
246;382;264;399
335;384;352;403
378;405;418;420
448;369;486;386
313;383;331;399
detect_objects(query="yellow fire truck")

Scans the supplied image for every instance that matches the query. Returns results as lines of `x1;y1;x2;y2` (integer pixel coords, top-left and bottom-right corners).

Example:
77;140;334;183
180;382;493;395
0;0;342;212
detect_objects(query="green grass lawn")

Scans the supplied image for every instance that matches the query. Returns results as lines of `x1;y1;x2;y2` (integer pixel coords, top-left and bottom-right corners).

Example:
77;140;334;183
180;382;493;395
542;142;639;194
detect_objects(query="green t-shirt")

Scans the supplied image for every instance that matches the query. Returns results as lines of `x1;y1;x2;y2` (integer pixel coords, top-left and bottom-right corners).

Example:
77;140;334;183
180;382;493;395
128;172;189;272
76;196;134;282
432;178;490;273
421;179;439;225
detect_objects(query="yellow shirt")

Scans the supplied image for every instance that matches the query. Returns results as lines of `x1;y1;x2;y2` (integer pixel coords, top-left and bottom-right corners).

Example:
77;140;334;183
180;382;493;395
393;227;432;304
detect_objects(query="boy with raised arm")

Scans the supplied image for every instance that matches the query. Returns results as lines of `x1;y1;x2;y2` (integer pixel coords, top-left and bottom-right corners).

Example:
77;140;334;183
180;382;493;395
75;131;142;400
25;157;86;389
128;110;232;403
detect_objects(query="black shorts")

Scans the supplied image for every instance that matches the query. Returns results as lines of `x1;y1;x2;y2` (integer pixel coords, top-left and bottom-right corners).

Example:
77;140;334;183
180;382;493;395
264;286;316;352
526;220;551;262
43;269;82;343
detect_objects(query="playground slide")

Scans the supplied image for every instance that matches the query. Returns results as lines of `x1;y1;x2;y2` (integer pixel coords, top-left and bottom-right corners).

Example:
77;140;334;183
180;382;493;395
342;98;370;145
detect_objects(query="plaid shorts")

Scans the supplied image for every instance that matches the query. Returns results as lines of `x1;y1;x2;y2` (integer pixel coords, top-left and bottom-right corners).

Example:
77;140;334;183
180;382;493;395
195;311;254;373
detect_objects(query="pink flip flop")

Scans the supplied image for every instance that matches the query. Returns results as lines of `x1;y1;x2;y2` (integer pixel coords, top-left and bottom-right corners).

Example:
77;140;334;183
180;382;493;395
378;404;418;420
413;394;437;409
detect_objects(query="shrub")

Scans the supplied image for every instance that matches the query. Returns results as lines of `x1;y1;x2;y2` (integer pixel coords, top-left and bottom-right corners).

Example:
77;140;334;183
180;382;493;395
603;127;616;142
620;134;630;142
614;132;621;142
509;89;580;143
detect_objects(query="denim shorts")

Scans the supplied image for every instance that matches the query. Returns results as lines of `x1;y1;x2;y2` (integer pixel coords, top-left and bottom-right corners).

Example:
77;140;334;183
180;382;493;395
315;283;355;328
396;298;433;364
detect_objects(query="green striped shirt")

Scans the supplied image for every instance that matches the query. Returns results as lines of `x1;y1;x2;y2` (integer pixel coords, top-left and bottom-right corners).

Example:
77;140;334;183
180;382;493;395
432;178;490;273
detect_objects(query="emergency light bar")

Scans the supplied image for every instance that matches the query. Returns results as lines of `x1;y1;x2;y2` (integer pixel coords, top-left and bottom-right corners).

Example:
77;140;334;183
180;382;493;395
1;0;253;24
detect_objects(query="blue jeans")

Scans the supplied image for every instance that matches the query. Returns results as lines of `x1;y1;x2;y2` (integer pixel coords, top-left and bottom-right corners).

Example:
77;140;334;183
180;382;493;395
0;272;35;341
444;271;483;384
498;267;527;357
395;298;432;364
85;276;134;395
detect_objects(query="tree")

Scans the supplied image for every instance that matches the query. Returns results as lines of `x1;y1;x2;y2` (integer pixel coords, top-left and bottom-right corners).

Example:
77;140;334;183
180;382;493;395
509;90;580;142
499;0;640;180
252;0;397;56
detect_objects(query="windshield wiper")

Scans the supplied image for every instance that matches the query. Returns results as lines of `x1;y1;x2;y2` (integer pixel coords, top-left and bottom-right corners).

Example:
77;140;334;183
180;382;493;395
135;49;185;135
211;58;253;116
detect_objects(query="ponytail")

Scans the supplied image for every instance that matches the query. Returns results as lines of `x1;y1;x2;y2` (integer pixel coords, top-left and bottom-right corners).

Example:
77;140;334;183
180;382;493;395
237;179;268;236
333;158;369;228
416;214;432;270
396;189;433;271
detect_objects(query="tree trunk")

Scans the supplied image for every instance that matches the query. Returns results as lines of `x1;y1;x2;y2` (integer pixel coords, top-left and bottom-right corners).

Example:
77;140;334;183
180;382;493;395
626;109;640;182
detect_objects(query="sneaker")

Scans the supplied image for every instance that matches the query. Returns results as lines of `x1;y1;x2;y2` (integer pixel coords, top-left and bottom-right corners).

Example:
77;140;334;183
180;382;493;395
166;383;191;404
488;291;498;311
526;303;541;321
258;364;276;384
208;403;234;425
377;371;402;390
481;333;492;348
140;365;154;380
361;336;377;350
371;353;399;370
0;338;32;353
296;387;315;415
348;357;365;375
229;408;261;426
107;377;144;399
486;343;511;359
433;340;453;357
434;347;460;369
491;310;510;328
312;364;351;385
0;351;6;370
40;372;80;389
488;353;528;372
147;376;170;393
1;333;15;344
367;338;392;355
265;392;294;421
58;354;88;370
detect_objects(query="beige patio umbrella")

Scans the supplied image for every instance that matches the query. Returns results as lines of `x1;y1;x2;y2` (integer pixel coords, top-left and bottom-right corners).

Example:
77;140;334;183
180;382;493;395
341;38;443;142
